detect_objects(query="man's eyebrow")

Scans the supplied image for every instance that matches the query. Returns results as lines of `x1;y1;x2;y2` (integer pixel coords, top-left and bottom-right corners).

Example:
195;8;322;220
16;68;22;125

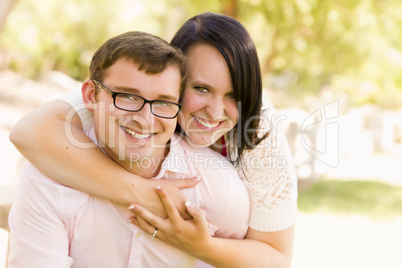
113;86;178;101
113;86;140;94
155;94;179;102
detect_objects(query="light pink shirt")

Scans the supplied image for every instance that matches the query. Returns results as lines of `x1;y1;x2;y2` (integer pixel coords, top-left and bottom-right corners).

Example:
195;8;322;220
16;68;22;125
8;129;250;268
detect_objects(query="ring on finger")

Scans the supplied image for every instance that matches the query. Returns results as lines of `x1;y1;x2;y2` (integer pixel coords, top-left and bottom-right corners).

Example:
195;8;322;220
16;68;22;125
151;227;158;239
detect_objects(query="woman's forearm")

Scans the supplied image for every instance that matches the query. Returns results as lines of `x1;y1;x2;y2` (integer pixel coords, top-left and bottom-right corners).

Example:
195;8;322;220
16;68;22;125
9;100;154;206
10;100;198;219
192;226;295;268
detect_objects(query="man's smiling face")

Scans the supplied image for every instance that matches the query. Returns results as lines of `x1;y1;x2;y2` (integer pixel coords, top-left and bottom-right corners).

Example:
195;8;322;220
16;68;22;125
83;57;181;170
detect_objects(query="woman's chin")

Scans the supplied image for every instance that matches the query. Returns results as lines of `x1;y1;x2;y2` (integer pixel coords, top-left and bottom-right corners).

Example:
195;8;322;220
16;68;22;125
185;134;215;149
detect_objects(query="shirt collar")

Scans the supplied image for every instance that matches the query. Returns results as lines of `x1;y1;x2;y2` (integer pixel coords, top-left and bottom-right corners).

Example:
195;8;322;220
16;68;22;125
152;134;190;180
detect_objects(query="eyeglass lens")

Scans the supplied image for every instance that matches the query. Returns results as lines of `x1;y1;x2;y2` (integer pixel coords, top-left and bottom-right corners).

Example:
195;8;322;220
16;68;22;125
115;94;179;118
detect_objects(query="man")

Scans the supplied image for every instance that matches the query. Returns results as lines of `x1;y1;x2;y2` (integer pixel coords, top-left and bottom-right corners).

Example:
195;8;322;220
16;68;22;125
8;31;250;267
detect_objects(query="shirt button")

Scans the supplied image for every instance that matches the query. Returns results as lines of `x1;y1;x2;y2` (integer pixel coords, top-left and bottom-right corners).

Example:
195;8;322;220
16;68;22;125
135;232;142;237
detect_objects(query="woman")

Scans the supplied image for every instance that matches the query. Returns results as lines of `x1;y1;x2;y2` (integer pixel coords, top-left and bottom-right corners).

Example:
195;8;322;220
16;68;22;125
10;12;297;267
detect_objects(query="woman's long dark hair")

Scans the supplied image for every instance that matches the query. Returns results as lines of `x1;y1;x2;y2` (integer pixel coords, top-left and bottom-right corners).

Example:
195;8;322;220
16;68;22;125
171;12;267;164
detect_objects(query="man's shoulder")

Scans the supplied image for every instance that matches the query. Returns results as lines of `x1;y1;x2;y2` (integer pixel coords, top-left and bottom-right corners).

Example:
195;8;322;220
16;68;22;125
22;161;65;186
20;161;91;206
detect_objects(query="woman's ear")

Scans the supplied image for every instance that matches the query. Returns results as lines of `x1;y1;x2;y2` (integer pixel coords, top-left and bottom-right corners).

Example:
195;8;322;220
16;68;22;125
82;79;97;111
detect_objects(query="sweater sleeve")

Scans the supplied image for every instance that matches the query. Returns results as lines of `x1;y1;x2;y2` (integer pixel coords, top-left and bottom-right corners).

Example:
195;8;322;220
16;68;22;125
235;105;298;232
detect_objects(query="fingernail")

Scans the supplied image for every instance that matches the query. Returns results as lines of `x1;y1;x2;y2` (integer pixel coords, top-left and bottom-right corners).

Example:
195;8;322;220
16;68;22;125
185;200;194;209
128;205;135;210
155;185;161;190
208;223;217;236
194;176;202;181
128;218;133;223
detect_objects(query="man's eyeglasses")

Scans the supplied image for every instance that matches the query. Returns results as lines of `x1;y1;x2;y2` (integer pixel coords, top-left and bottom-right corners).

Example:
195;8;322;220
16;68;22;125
92;79;182;119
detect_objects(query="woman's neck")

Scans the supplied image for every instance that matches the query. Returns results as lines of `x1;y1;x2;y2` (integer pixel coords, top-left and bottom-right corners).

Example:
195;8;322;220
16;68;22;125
211;136;226;156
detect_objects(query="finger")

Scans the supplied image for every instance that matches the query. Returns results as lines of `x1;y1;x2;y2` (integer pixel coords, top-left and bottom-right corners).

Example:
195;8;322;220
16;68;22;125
154;186;182;224
184;200;209;230
135;214;157;235
129;213;165;240
129;204;164;230
173;176;202;189
128;216;139;226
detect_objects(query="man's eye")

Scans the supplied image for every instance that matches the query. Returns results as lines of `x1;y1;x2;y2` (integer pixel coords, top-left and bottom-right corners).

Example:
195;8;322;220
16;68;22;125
154;101;171;107
122;94;139;100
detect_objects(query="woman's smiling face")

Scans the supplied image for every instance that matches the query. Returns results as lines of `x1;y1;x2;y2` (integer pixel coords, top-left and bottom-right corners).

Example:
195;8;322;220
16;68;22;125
178;43;239;148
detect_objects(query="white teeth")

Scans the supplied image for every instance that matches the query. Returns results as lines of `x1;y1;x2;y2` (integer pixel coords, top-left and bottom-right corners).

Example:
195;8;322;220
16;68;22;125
194;116;219;128
124;127;151;139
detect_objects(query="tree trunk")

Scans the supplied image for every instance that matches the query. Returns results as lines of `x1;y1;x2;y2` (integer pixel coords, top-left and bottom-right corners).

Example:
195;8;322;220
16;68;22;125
0;0;17;34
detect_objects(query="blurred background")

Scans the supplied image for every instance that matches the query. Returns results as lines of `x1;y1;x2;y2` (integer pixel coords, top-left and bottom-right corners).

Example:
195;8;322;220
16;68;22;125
1;0;402;267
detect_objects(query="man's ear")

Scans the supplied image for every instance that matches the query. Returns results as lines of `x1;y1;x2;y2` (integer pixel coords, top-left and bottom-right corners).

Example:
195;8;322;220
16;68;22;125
82;79;97;111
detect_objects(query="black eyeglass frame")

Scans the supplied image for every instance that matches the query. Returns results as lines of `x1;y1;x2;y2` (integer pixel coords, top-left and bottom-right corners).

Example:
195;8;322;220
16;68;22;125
92;79;182;119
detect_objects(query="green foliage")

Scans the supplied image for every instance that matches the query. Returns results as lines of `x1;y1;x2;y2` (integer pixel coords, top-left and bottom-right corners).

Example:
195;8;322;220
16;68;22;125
0;0;210;80
239;0;402;108
298;178;402;220
2;0;125;79
1;0;402;108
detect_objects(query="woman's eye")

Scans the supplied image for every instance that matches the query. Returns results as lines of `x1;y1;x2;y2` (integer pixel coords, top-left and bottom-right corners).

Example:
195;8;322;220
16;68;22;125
194;87;208;93
226;92;235;99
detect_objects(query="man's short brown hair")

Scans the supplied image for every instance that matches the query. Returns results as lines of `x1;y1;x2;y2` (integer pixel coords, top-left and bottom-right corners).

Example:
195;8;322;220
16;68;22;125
89;31;187;95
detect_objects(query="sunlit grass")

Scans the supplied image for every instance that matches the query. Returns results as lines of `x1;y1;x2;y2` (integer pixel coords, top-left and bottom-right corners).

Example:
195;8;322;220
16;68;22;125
298;178;402;220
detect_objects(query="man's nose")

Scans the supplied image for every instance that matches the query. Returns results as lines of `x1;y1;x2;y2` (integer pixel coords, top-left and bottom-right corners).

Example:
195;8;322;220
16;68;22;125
131;103;154;126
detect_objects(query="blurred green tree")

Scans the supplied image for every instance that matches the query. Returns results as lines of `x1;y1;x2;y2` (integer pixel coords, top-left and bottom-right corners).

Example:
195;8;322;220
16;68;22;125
1;0;401;109
237;0;402;108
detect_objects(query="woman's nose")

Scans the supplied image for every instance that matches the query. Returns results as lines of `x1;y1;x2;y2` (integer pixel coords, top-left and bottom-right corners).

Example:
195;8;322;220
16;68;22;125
205;97;225;119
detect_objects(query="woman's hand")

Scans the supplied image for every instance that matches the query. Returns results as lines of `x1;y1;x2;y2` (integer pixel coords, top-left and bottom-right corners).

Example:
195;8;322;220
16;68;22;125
128;186;212;253
139;178;200;220
130;185;295;268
